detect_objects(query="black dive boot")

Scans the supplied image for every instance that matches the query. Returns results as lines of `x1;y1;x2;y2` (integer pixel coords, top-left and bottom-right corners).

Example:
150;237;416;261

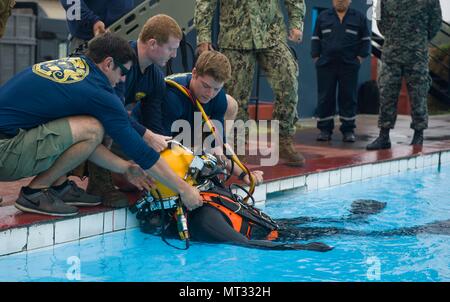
410;130;424;145
366;128;391;150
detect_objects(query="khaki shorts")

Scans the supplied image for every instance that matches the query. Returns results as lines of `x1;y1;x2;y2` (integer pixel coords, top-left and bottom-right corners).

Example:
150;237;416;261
0;118;73;181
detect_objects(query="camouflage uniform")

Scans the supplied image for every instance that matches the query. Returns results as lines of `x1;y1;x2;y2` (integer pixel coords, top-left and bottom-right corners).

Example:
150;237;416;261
377;0;442;131
195;0;305;138
0;0;15;38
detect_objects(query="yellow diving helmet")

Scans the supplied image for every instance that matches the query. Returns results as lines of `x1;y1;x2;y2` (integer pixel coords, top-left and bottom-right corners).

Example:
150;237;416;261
150;141;198;200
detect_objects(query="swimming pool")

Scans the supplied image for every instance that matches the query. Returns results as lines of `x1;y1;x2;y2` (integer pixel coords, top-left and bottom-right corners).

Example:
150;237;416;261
1;164;449;282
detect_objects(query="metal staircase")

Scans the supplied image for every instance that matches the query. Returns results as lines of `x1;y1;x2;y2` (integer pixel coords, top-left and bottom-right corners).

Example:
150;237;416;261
108;0;195;41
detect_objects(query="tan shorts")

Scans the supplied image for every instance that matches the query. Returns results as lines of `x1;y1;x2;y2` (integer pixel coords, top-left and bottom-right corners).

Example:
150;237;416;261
0;118;73;181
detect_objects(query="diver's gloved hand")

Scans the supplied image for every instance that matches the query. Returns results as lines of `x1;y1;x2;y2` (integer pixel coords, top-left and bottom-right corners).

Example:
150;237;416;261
179;184;204;211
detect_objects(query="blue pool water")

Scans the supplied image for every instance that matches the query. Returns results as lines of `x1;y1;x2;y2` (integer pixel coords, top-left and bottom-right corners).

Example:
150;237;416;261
1;164;449;282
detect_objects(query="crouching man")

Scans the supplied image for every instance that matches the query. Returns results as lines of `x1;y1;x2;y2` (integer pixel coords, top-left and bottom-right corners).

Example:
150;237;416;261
0;33;203;217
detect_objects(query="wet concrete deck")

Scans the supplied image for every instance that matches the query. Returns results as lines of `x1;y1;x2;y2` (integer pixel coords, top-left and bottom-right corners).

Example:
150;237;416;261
1;114;450;230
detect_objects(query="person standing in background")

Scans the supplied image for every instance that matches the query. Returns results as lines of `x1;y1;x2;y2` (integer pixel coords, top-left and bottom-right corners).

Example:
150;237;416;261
311;0;371;143
59;0;134;54
195;0;306;167
366;0;442;150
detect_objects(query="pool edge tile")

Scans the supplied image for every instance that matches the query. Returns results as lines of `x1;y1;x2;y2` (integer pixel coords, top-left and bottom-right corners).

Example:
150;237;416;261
0;227;27;256
80;213;104;239
113;208;126;231
318;171;330;189
280;178;294;191
27;223;54;251
306;173;319;191
126;209;140;229
351;166;362;182
104;210;114;233
293;176;306;188
329;169;341;186
340;168;352;184
266;181;281;194
54;218;80;245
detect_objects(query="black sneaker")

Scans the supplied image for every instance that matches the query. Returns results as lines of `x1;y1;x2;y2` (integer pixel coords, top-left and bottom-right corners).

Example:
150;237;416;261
342;132;356;143
15;188;79;217
316;131;332;141
53;180;102;207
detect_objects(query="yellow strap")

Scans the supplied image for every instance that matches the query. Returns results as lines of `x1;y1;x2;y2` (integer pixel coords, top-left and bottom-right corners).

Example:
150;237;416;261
165;79;256;201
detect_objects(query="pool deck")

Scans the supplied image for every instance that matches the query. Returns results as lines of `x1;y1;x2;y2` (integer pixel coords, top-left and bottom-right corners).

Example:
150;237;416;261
1;114;450;256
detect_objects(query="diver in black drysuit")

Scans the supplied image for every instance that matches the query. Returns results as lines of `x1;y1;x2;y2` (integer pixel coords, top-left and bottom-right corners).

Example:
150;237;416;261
139;186;450;252
192;201;449;245
187;204;333;252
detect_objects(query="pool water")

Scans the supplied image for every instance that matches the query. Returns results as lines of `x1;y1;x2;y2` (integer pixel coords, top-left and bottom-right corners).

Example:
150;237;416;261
1;164;449;282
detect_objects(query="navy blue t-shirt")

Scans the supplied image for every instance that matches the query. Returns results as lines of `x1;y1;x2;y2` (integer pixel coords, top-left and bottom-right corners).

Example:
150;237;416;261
115;41;166;134
0;56;159;170
132;73;228;145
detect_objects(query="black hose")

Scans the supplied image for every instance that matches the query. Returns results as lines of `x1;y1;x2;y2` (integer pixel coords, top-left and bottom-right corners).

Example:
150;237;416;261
229;183;256;206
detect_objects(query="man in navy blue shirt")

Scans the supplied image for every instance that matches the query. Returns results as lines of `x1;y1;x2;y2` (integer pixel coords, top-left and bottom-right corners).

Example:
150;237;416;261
0;33;202;217
115;14;182;149
133;50;264;186
311;0;371;142
60;0;134;54
86;14;182;206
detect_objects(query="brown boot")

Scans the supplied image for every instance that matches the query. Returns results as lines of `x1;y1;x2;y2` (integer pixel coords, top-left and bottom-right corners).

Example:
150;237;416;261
279;136;306;167
86;162;130;208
